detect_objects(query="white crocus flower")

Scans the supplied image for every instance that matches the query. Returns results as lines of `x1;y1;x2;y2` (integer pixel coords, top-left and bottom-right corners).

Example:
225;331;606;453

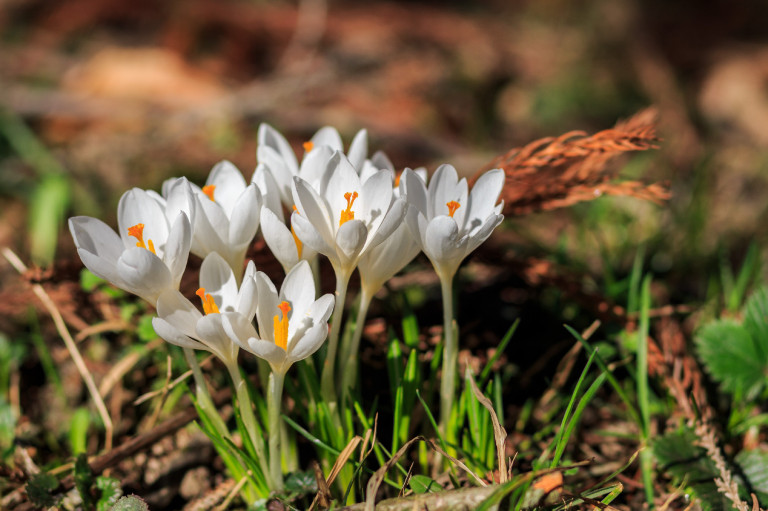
224;260;334;376
69;187;192;305
290;151;405;401
357;168;424;295
152;253;271;484
403;164;505;282
259;207;318;275
401;163;505;434
191;160;263;282
340;170;423;395
223;260;333;490
291;151;406;276
257;123;367;208
151;252;257;371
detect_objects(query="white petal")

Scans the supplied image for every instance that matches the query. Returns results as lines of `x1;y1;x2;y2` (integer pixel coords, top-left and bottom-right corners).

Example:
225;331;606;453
402;168;428;217
76;248;127;291
117;248;173;304
196;314;239;366
164;177;197;227
322;153;361;226
427;164;460;219
347;129;368;170
359;223;420;293
221;312;260;348
279;261;315;325
162;213;191;288
310;293;335;325
227;184;262;247
261;207;300;272
69;216;123;265
404;204;426;251
465;168;504;232
291;211;335;260
370;151;394;173
208;161;247;218
311;126;343;151
200;252;238;311
241;338;287;371
367;197;405;249
152;317;206;351
287;323;327;365
258;123;298;174
335;219;367;262
155;289;203;339
117;189;169;250
292;178;334;247
252;164;285;222
299;146;334;188
360;170;393;234
255;272;280;343
236;275;259;320
259;145;295;205
194;194;228;254
423;216;468;271
465;213;504;255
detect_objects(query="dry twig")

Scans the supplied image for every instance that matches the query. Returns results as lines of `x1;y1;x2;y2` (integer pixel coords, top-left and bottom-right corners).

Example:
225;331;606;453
473;107;667;216
2;247;114;452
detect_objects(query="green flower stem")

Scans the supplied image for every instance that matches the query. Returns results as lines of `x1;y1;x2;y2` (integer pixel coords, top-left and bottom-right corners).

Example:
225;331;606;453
320;265;351;406
182;348;228;437
226;364;272;488
267;371;286;491
438;273;457;437
340;286;373;400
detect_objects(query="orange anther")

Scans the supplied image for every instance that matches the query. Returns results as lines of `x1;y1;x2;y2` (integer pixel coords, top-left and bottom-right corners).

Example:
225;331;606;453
446;201;461;218
127;223;156;254
196;288;220;314
303;141;314;152
339;191;359;226
202;185;216;201
273;301;291;350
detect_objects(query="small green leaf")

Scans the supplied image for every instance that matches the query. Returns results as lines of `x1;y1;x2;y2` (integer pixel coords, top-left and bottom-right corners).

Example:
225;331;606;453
80;269;105;292
136;314;157;343
110;495;149;511
653;427;729;511
743;286;768;362
735;448;768;507
26;472;60;508
283;470;317;494
409;474;439;494
695;319;767;399
74;453;94;508
69;407;90;455
96;476;123;511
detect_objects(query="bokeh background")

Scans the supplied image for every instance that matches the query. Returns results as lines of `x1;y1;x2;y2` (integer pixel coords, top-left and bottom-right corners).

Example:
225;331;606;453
2;0;768;507
2;0;768;285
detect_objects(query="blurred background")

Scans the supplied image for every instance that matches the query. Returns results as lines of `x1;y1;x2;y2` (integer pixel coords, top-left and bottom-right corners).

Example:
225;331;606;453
1;0;768;284
2;0;768;507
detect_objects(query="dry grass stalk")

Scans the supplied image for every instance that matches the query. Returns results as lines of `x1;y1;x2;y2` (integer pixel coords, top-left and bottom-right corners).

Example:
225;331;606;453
473;107;667;216
693;421;749;511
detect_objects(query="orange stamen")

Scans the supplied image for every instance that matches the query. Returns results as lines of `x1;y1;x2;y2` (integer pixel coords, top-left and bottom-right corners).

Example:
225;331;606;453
196;288;220;314
303;141;314;152
446;201;461;218
202;185;216;202
339;191;359;226
127;223;156;254
394;172;402;187
273;301;291;350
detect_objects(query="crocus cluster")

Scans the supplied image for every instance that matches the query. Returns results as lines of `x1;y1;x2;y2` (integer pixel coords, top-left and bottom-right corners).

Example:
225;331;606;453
68;124;505;491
